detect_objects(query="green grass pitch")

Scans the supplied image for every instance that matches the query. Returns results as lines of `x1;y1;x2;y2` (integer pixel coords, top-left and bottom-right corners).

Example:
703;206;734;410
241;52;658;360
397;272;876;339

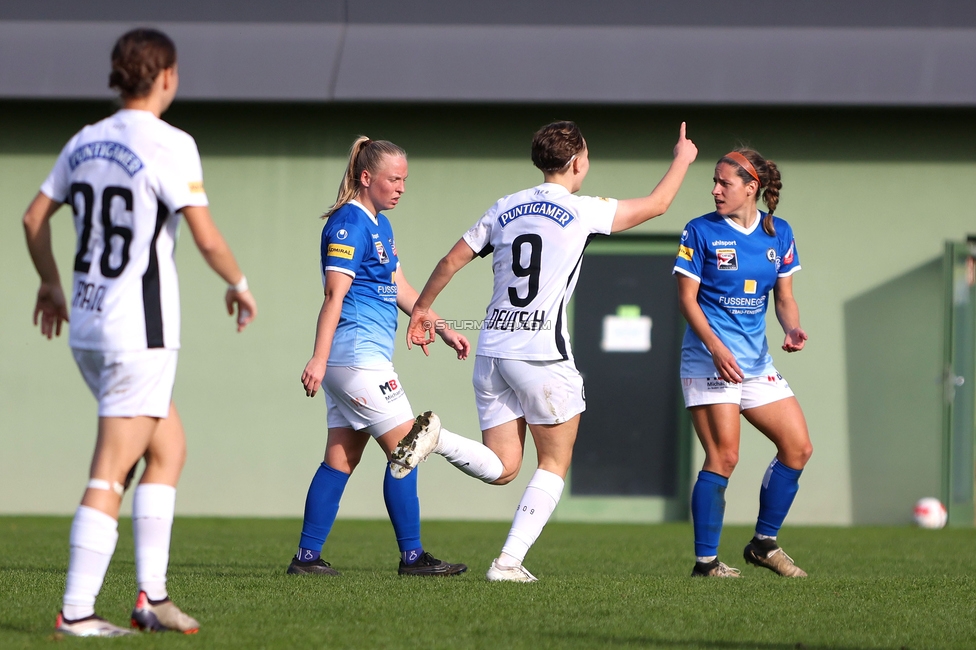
2;517;975;649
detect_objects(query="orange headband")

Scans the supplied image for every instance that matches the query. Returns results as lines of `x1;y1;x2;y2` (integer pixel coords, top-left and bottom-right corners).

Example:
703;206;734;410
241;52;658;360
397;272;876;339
724;152;761;185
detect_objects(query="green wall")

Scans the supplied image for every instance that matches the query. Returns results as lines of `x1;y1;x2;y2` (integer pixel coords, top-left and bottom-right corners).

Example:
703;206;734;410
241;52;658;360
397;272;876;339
2;102;974;524
845;259;945;523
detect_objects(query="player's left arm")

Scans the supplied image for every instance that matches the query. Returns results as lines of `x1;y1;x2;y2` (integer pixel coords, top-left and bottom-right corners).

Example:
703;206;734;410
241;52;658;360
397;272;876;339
406;238;479;356
395;265;470;360
773;274;807;352
611;123;698;233
23;191;69;339
181;205;257;332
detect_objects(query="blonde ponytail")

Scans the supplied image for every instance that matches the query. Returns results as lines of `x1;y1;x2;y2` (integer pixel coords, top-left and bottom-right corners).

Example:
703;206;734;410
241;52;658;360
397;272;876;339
322;136;406;219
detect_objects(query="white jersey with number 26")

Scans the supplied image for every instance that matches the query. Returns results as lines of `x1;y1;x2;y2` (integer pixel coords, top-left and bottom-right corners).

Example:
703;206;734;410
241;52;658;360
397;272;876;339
462;182;617;361
40;109;209;351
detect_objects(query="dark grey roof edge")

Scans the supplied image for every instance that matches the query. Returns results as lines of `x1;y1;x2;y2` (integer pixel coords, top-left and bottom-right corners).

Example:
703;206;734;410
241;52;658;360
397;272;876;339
4;0;976;29
3;21;976;106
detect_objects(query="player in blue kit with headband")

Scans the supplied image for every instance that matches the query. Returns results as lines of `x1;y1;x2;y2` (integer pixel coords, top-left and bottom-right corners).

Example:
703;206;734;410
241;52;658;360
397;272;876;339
673;149;813;578
287;136;468;577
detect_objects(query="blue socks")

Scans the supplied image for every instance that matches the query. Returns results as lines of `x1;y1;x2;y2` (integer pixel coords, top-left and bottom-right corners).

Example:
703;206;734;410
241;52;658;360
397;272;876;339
297;462;350;561
691;459;802;558
756;458;802;537
691;471;728;558
295;461;427;565
382;465;423;563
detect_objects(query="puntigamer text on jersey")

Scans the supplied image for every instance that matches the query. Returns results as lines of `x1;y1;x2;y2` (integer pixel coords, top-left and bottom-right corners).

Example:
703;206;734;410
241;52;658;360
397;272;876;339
497;201;576;228
68;141;144;177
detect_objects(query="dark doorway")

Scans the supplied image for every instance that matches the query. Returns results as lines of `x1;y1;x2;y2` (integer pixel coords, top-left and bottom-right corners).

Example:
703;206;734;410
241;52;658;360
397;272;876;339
571;236;689;513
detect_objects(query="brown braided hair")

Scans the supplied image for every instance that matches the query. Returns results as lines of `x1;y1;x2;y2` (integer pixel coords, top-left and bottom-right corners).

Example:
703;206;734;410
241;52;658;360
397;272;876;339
719;149;782;236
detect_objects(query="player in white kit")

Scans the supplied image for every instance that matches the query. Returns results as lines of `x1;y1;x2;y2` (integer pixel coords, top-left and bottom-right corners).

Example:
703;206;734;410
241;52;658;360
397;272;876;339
405;121;698;581
23;29;257;636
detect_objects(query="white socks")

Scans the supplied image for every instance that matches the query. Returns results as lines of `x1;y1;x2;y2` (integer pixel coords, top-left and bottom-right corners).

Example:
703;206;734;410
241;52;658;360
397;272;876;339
434;428;504;483
133;484;176;601
499;469;564;565
63;506;119;620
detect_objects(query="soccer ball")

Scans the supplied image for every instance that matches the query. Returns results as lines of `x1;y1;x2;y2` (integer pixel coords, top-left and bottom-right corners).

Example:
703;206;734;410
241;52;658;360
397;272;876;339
913;497;947;529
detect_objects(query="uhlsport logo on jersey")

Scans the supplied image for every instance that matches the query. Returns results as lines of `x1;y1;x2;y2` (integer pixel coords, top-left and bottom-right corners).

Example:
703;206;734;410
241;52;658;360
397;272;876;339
716;248;738;270
327;243;355;259
68;141;144;176
497;201;575;228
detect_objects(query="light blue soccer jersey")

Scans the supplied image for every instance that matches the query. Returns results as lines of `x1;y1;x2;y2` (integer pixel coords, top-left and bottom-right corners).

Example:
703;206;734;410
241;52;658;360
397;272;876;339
673;211;800;378
319;201;399;366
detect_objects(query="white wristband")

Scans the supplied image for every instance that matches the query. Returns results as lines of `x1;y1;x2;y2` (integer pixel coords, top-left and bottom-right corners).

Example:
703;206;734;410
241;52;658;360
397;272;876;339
230;276;249;293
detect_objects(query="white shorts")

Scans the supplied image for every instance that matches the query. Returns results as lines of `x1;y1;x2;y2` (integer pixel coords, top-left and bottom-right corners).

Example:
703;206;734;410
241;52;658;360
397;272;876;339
681;371;794;411
72;348;178;418
473;355;586;430
322;363;415;437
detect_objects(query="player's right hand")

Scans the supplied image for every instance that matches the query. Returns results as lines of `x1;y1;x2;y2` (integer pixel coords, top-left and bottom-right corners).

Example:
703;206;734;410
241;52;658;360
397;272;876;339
33;282;69;339
302;357;327;397
226;288;257;332
406;309;436;357
709;343;744;384
673;122;698;165
782;327;808;352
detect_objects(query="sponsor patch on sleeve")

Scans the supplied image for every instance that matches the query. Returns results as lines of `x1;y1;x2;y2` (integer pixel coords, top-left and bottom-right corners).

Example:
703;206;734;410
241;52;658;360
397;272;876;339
677;245;694;261
782;241;795;265
327;243;355;260
188;181;205;193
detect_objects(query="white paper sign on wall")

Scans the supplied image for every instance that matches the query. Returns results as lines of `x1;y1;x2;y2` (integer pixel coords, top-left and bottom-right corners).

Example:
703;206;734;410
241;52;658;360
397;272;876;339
600;305;652;353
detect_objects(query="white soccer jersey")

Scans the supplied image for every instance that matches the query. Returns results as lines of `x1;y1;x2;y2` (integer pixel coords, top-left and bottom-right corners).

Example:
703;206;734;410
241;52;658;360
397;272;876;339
40;109;208;351
463;182;617;360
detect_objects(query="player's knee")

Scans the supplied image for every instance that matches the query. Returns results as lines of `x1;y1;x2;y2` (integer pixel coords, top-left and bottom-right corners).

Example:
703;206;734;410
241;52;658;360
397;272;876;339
144;444;186;474
717;448;739;474
778;438;812;469
325;450;362;474
491;462;521;485
796;441;813;467
341;455;363;473
490;467;519;485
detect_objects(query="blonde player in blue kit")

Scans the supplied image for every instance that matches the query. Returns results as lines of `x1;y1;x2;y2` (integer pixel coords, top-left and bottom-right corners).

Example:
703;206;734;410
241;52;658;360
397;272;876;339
23;29;257;636
406;121;698;581
287;137;469;577
673;149;813;578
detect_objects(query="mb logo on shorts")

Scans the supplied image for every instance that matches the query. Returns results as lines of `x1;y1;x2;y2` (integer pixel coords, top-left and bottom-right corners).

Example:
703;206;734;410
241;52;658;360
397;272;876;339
378;379;404;403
